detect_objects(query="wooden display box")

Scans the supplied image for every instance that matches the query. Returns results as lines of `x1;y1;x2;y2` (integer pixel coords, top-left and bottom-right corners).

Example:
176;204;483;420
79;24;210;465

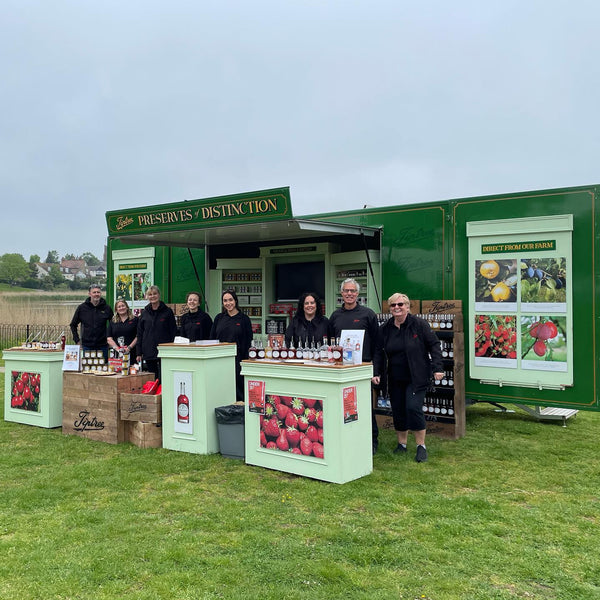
62;372;154;444
125;421;163;448
421;299;464;331
120;393;162;423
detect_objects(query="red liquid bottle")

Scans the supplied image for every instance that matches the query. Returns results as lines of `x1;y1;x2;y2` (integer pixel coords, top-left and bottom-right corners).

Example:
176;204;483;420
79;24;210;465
177;382;190;423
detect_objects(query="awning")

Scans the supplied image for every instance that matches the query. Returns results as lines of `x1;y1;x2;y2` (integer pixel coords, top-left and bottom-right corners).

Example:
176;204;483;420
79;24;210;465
111;218;380;248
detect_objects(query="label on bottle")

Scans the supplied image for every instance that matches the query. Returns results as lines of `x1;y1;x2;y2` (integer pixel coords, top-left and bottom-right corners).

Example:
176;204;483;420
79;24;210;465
178;402;189;420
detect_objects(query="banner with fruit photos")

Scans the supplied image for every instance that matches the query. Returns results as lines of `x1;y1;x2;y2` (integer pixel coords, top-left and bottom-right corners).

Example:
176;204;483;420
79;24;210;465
467;214;573;387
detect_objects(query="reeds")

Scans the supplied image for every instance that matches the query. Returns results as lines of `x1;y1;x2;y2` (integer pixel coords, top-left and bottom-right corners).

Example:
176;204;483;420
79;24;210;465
0;291;82;325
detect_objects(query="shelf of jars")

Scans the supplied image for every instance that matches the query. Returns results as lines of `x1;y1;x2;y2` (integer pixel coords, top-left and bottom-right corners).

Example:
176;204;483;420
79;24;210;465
222;269;264;334
374;300;465;440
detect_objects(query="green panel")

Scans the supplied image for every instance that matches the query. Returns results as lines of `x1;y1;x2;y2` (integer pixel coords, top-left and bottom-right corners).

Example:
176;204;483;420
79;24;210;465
451;186;598;410
170;247;207;305
313;203;448;302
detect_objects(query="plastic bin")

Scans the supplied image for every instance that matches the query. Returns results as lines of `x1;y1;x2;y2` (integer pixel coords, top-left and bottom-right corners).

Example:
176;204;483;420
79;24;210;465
215;404;245;459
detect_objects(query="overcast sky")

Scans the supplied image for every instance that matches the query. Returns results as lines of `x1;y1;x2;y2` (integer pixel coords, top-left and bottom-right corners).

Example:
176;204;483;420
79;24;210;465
2;0;598;261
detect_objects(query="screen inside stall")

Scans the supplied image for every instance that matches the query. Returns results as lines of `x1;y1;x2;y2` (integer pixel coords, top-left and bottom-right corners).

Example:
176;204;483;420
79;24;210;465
275;261;325;301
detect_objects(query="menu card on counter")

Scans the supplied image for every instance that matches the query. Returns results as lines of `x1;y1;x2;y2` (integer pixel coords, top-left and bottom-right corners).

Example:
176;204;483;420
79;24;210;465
62;345;81;371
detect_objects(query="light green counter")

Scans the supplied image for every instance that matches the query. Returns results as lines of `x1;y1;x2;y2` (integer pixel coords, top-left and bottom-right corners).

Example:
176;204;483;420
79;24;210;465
241;360;373;484
158;343;237;454
3;349;64;428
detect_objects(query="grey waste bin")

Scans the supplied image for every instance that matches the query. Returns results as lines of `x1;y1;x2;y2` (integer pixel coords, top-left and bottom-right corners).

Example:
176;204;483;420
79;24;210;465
214;404;245;459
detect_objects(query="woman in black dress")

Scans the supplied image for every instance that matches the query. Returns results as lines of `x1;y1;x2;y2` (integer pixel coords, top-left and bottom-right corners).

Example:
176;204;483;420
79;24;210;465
284;292;329;349
179;291;213;342
210;289;253;403
107;299;138;353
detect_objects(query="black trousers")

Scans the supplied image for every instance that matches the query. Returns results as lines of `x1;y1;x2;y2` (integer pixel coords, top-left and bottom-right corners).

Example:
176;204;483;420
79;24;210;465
389;379;426;432
144;358;161;382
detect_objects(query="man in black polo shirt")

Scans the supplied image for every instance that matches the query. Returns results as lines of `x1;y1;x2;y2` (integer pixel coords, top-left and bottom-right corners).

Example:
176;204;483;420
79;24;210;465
329;277;380;454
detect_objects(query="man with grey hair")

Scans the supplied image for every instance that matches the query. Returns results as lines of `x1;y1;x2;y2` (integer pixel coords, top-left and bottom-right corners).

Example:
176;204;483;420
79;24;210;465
70;284;113;360
329;277;381;453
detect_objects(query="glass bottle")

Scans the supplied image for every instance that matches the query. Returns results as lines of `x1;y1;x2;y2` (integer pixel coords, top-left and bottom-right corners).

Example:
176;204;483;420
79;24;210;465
333;337;343;364
248;339;258;360
257;339;265;360
280;339;288;360
288;338;296;360
320;336;329;362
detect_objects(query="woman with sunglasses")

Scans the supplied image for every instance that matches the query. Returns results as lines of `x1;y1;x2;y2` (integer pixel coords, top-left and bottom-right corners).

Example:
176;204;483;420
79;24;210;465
372;292;443;462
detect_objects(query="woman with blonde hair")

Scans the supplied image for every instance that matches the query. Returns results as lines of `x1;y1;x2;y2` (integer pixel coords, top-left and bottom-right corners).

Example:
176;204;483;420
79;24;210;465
372;292;443;462
107;298;138;353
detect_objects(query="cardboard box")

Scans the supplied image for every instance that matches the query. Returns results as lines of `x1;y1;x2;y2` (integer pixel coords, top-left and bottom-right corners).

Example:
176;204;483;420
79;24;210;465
126;421;163;448
120;392;162;423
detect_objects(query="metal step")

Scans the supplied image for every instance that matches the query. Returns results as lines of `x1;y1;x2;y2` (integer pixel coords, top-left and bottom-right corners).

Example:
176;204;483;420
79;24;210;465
514;404;578;427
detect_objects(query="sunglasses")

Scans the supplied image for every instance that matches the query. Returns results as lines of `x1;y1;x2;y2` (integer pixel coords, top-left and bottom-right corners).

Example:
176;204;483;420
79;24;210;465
389;302;406;307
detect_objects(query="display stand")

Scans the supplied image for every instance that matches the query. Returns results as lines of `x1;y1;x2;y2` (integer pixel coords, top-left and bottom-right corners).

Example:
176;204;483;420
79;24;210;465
158;343;237;454
241;360;373;484
420;300;465;439
3;348;64;428
62;371;154;443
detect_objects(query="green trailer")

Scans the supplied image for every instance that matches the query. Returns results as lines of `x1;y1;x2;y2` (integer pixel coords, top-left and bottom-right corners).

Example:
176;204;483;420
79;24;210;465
106;184;598;413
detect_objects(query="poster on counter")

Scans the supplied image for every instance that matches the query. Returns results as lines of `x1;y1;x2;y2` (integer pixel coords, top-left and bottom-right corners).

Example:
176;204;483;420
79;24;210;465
342;386;358;423
339;330;366;364
260;395;324;458
62;345;81;371
173;371;193;434
467;215;573;387
247;380;266;413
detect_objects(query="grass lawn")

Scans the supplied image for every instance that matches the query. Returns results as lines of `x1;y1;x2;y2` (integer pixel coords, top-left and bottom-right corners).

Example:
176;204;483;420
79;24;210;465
1;370;599;599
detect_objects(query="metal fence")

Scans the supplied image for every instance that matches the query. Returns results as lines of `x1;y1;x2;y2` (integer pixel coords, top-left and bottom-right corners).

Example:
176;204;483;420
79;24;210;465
0;324;73;352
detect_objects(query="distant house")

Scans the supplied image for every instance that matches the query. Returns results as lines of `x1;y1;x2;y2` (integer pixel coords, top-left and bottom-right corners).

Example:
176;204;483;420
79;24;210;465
87;265;107;279
34;263;54;279
60;259;86;281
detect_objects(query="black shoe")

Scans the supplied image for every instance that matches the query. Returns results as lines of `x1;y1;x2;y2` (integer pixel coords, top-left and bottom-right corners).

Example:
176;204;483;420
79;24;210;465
393;444;407;454
372;441;379;455
415;445;428;462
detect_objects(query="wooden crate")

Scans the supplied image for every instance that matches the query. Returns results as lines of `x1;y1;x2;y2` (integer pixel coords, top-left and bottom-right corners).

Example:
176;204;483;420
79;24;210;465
62;372;154;444
125;421;163;449
120;393;162;423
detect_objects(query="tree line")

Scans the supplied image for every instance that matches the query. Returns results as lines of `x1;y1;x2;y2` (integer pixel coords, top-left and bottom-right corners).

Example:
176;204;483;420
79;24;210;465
0;251;103;290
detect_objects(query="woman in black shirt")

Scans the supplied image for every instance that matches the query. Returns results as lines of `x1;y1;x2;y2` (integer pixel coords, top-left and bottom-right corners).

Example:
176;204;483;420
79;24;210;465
179;291;213;342
107;299;138;353
373;292;443;462
210;289;253;403
285;292;329;348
